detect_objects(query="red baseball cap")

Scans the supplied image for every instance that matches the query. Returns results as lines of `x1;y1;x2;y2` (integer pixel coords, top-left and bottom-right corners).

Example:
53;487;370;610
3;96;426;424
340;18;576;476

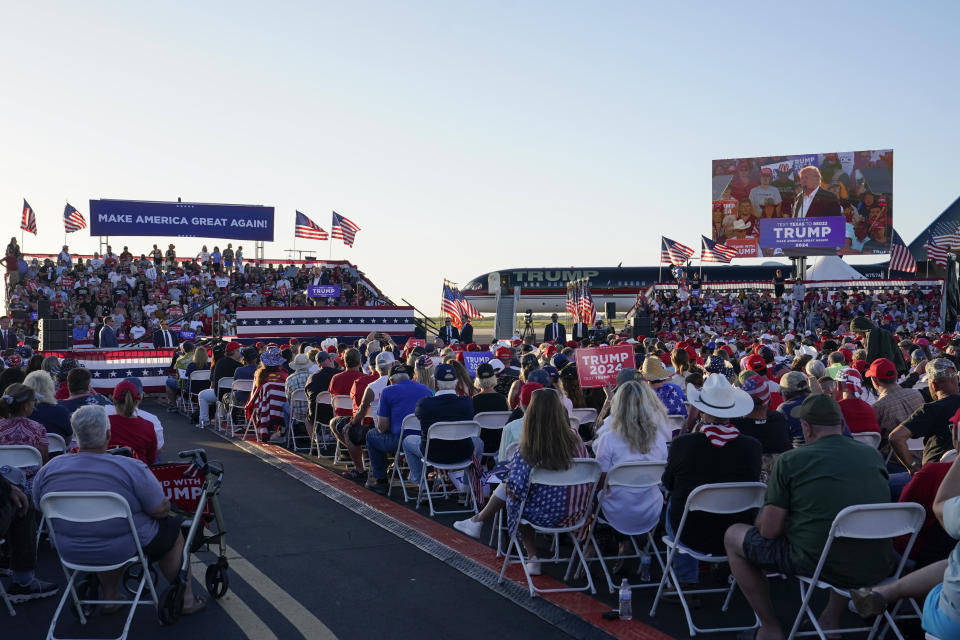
112;380;140;401
864;358;897;382
745;354;766;374
519;382;543;407
495;346;512;359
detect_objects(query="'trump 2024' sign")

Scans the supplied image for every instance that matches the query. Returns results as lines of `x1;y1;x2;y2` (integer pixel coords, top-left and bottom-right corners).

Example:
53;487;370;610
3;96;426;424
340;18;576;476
574;345;634;388
90;199;275;241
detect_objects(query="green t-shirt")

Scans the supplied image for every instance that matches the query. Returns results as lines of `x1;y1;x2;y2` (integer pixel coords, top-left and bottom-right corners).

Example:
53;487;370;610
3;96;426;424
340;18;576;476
765;434;895;588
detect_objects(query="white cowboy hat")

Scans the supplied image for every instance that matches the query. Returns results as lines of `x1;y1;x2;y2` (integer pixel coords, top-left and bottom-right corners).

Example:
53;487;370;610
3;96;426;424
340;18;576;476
687;374;753;419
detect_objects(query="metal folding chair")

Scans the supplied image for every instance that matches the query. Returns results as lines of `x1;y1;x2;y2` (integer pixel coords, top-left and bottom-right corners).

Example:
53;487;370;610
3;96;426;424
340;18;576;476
186;370;211;419
39;492;161;640
414;421;482;517
473;411;511;462
226;379;253;436
650;482;767;636
497;458;602;597
330;395;354;466
571;407;598;426
583;460;667;593
388;414;421;502
309;391;334;457
0;445;43;471
214;376;234;432
286;389;311;452
851;431;881;448
46;434;67;456
786;502;925;640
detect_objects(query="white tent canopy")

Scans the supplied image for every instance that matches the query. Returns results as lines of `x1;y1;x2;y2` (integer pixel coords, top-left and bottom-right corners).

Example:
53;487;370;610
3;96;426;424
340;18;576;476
805;256;867;281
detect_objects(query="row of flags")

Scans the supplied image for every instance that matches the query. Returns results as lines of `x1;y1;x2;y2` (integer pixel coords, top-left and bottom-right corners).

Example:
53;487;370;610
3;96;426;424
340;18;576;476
294;211;362;247
441;281;482;329
566;279;597;325
661;232;919;273
21;200;363;248
20;200;87;235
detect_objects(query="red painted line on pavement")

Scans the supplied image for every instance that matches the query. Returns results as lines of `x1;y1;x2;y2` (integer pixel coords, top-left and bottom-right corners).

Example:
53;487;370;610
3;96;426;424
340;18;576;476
255;442;676;640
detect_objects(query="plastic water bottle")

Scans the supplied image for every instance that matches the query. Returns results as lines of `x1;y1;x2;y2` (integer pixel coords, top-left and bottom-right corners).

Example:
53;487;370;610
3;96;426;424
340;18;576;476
639;553;652;582
618;578;632;620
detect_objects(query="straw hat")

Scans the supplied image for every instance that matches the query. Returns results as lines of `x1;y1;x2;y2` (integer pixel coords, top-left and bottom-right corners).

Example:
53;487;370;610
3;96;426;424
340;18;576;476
641;356;672;382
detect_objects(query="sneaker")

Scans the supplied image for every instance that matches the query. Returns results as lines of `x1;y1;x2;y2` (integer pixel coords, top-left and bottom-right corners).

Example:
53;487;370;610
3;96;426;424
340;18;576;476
525;557;542;576
7;578;59;603
453;518;482;539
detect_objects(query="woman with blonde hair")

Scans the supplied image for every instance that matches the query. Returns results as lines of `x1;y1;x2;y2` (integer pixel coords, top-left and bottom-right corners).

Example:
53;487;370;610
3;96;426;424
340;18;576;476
594;381;669;556
24;370;72;442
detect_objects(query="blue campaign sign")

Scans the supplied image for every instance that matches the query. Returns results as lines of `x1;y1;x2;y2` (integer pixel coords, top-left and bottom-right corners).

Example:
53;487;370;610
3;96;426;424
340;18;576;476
462;351;492;377
89;199;275;241
758;217;847;251
307;285;341;298
179;330;196;340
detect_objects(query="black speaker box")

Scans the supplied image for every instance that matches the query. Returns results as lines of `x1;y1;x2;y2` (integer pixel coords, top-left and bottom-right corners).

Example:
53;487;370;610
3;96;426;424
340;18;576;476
633;315;652;338
37;299;51;319
605;302;616;320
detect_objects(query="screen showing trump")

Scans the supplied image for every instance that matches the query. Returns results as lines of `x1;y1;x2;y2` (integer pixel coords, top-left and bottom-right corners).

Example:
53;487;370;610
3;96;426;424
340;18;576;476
711;149;893;257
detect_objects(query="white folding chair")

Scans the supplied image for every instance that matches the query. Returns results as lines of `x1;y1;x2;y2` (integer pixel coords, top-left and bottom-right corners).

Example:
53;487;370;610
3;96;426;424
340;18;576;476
414;421;482;517
786;502;925;640
46;434;67;456
309;391;334;457
497;458;602;597
0;538;14;615
473;411;511;462
186;370;211;417
388;415;421;502
330;395;355;466
489;441;520;556
214;376;234;432
907;438;924;454
583;460;667;593
0;445;43;470
227;379;254;436
851;431;881;449
650;482;767;637
571;407;598;426
39;492;161;640
940;449;957;463
286;389;311;452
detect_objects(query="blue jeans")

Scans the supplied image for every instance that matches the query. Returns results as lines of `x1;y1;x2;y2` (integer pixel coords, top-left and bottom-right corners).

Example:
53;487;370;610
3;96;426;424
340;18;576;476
366;430;401;480
403;435;483;483
665;498;699;583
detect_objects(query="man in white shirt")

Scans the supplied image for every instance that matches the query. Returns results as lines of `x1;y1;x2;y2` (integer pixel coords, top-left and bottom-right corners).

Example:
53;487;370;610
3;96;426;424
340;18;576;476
748;168;782;215
89;252;104;270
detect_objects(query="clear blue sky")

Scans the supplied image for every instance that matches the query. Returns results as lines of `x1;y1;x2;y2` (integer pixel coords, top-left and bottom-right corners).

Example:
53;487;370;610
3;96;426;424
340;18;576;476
3;2;958;314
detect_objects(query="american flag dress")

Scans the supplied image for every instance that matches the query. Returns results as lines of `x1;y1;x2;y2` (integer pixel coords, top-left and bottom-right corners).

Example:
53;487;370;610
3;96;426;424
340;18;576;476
505;438;591;537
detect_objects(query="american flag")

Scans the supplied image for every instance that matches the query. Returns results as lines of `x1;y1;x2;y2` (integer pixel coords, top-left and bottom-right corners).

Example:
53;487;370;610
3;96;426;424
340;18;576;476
661;237;695;266
700;235;737;264
21;199;37;234
452;285;482;319
63;203;86;233
245;380;287;434
294;210;328;240
331;211;361;247
926;218;960;251
578;279;596;325
924;233;949;268
889;229;917;273
441;283;464;329
566;282;579;321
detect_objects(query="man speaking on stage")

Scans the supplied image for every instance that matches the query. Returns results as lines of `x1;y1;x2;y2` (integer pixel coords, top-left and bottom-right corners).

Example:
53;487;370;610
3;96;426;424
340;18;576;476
792;165;841;218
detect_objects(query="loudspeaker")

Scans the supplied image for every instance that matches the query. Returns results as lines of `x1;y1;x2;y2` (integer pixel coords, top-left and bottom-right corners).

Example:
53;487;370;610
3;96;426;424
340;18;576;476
37;299;51;319
633;315;652;338
39;318;72;351
605;302;616;320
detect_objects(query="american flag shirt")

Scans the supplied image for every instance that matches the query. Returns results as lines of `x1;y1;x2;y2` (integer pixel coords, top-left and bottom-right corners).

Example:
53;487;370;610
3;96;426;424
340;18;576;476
505;437;590;537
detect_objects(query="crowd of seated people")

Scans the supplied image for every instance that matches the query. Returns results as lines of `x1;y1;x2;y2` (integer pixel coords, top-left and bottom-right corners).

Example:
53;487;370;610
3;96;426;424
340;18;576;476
2;239;392;347
7;287;960;638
